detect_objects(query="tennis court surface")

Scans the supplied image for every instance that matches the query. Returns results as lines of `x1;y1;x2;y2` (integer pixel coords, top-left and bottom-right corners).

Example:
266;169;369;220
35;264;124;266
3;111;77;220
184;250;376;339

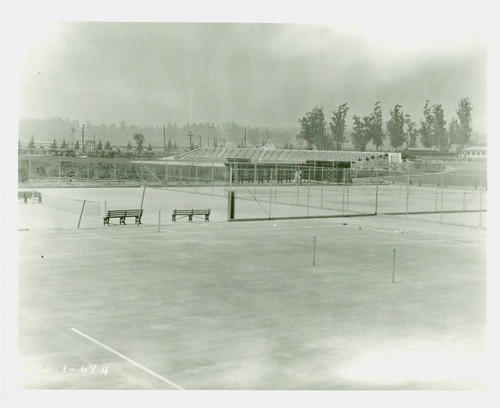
18;187;487;390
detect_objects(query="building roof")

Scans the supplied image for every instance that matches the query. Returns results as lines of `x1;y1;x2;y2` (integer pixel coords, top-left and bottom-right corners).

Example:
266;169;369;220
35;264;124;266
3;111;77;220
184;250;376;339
461;146;488;151
175;147;390;164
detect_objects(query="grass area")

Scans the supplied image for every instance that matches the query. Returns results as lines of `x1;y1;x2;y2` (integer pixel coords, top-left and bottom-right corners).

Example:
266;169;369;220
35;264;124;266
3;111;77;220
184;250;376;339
18;210;486;390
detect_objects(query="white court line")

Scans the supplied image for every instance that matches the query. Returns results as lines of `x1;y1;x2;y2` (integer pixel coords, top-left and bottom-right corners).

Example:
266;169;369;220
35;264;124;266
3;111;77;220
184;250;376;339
70;328;185;390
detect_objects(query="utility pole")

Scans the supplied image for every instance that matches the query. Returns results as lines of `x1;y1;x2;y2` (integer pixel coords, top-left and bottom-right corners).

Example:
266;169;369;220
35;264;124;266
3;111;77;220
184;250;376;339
199;135;202;148
93;134;96;152
188;131;193;150
244;126;247;148
82;124;85;154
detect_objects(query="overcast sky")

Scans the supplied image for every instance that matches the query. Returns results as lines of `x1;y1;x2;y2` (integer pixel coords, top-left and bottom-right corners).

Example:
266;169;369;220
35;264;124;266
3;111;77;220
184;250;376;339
18;18;487;134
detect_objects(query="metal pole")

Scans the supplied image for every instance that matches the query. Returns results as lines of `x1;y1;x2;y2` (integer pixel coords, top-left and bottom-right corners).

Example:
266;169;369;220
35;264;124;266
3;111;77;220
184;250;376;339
274;164;278;202
313;235;316;266
463;186;466;211
114;159;117;181
87;158;90;181
58;157;61;181
77;199;86;229
307;181;311;216
406;167;410;217
435;183;439;212
392;247;396;283
479;183;483;227
180;162;183;189
211;162;214;195
28;156;31;182
320;184;324;208
158;209;161;232
139;183;146;226
375;169;379;215
346;183;350;212
269;168;273;219
254;162;257;196
440;170;444;223
342;169;346;214
296;168;300;206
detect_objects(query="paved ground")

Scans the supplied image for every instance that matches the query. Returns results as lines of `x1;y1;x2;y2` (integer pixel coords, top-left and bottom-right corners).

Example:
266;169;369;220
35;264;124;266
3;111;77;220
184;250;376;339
17;200;487;390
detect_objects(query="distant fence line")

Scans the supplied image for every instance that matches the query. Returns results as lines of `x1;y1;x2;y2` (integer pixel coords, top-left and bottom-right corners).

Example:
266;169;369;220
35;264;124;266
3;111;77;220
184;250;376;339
18;156;486;189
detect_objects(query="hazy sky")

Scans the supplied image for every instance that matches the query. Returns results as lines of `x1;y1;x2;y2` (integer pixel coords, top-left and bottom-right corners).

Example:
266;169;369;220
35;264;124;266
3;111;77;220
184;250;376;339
18;21;487;133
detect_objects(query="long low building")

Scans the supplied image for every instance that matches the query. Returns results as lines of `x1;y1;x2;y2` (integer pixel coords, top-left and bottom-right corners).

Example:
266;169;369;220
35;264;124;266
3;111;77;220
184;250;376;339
175;146;400;165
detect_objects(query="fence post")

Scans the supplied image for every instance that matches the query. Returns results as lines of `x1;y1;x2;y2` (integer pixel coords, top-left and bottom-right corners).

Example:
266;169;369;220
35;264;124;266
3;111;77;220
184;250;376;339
313;235;316;266
392;247;397;283
440;169;445;223
406;167;410;217
342;169;346;214
269;168;273;219
479;183;483;227
211;162;214;195
375;169;379;215
307;181;311;216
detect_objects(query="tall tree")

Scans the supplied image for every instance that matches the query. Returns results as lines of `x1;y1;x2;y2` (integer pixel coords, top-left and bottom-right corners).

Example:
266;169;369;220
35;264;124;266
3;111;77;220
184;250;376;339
351;115;371;151
432;104;447;151
74;140;80;150
329;103;349;150
404;114;418;148
387;104;405;150
96;140;103;151
61;138;67;149
297;106;328;149
456;97;473;147
370;102;385;151
127;141;132;151
448;117;460;148
420;100;434;148
28;135;35;148
133;133;145;153
104;140;112;150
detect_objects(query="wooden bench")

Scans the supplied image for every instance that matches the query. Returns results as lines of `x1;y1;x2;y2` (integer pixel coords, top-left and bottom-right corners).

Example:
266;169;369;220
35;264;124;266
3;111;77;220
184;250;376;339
172;209;210;222
103;209;143;226
18;191;42;203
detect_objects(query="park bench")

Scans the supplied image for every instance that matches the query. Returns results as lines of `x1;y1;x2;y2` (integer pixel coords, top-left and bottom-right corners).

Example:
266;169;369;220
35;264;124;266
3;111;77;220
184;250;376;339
172;209;210;222
103;209;143;226
18;191;42;203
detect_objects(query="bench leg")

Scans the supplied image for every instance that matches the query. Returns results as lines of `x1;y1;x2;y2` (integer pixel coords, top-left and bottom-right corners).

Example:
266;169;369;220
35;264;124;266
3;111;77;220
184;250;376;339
120;217;126;225
188;215;193;222
205;215;209;222
172;216;176;222
104;218;109;226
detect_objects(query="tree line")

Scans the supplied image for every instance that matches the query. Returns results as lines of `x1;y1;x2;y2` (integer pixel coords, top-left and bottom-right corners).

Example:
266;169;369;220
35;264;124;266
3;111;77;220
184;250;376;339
297;98;473;152
19;118;294;149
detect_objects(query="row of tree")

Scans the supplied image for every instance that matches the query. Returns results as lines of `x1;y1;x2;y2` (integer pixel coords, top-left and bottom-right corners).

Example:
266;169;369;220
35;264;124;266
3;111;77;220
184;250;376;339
19;118;294;149
298;98;473;152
